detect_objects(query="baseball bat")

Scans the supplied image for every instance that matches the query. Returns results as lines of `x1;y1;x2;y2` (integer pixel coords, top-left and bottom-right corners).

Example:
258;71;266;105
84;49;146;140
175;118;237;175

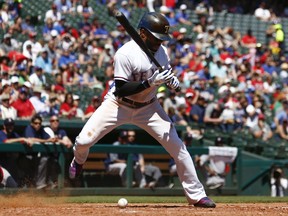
113;10;181;92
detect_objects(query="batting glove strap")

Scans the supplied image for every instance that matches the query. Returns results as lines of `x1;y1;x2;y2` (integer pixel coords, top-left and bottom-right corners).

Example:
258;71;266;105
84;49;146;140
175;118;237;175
148;68;174;86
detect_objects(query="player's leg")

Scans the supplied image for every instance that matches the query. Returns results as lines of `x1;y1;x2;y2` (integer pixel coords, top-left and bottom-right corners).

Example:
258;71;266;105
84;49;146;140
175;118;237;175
107;163;127;176
206;175;225;189
0;166;18;188
73;99;128;164
133;164;146;188
35;156;49;189
107;163;127;186
144;164;162;187
70;99;128;179
0;167;3;186
169;163;177;188
134;102;215;207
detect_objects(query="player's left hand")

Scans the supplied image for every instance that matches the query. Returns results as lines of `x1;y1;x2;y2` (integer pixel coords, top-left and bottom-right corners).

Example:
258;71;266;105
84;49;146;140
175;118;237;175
166;76;180;89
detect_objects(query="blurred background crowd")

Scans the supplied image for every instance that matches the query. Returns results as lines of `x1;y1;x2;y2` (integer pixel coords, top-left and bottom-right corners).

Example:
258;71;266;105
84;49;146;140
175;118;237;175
1;0;288;149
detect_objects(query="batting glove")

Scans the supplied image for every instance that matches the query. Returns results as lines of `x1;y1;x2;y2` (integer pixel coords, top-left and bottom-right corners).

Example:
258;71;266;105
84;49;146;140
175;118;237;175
166;76;180;89
148;68;174;86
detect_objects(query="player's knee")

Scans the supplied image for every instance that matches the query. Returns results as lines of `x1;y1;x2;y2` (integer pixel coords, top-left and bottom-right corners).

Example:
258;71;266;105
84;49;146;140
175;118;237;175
75;135;94;146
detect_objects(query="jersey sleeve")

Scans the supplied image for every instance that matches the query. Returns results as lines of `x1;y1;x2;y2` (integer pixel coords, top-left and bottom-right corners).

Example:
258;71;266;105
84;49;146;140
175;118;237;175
113;52;132;82
0;131;7;142
59;129;67;138
24;126;34;137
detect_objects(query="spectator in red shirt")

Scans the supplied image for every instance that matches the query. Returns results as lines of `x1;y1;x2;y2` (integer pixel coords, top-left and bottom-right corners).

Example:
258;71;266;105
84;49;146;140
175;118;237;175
241;29;257;48
11;87;35;119
219;48;232;62
0;56;16;75
188;55;204;73
251;73;264;91
83;95;102;120
61;62;80;86
163;0;177;9
185;89;199;114
52;73;66;93
252;60;265;74
59;92;76;119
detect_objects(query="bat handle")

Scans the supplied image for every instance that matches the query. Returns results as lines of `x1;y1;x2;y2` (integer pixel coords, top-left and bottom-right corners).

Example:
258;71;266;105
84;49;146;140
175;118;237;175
165;83;181;92
175;86;181;92
157;66;181;92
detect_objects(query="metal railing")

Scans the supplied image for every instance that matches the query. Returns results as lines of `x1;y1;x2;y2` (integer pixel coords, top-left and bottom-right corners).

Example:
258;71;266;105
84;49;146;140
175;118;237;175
1;143;287;195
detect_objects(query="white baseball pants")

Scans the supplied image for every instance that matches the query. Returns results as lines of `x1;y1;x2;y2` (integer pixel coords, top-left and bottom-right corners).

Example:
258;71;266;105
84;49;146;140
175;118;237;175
73;98;207;204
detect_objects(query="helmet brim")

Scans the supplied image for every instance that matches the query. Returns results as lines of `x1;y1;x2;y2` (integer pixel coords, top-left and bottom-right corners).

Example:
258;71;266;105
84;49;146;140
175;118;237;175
151;32;171;41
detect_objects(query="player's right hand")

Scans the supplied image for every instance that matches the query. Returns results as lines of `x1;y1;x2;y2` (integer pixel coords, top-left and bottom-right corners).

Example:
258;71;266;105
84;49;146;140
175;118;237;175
148;68;174;86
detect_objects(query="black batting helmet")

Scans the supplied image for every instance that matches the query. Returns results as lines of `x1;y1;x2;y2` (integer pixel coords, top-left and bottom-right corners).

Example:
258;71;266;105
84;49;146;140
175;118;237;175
138;12;171;41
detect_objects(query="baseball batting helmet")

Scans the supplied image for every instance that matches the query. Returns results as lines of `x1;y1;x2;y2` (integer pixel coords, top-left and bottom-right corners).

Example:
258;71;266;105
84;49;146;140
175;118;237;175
138;12;171;41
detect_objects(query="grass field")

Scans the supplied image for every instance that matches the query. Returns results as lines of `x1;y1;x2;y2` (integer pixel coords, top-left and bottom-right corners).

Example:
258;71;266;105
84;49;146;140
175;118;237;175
65;196;288;204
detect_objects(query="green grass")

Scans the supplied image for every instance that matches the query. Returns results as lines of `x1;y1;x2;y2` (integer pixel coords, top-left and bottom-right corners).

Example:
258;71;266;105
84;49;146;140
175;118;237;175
64;196;288;204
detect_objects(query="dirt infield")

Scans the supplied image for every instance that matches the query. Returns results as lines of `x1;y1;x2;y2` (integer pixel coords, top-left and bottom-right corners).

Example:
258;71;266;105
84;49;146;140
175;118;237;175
0;195;287;216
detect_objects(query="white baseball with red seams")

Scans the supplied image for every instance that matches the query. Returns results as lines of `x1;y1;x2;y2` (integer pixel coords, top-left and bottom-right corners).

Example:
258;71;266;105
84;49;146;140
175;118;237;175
72;39;208;205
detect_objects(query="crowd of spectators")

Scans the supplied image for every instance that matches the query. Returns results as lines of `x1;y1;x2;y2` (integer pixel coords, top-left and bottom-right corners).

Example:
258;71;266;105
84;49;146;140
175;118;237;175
0;0;288;188
0;0;288;139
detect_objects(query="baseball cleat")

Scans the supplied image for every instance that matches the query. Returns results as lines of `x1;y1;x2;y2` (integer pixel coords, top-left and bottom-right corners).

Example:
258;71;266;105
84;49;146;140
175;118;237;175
69;159;83;179
194;197;216;208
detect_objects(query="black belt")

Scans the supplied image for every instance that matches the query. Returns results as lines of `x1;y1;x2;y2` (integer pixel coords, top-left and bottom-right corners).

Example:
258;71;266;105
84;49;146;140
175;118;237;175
120;97;156;108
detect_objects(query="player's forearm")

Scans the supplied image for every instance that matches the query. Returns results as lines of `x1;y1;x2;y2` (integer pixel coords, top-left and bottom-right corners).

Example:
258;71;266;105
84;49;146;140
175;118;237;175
29;137;55;144
113;80;150;97
113;159;126;163
4;138;27;144
277;126;288;139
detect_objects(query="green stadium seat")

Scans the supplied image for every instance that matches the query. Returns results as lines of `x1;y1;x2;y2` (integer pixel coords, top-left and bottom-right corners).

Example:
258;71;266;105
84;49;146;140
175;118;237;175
202;138;214;147
44;73;55;86
231;137;247;149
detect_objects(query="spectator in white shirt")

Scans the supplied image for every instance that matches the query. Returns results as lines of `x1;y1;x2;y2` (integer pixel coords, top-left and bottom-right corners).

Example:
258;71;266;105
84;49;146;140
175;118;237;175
0;93;17;120
29;66;47;87
76;0;93;15
45;3;61;23
254;2;271;22
29;86;50;117
22;32;43;65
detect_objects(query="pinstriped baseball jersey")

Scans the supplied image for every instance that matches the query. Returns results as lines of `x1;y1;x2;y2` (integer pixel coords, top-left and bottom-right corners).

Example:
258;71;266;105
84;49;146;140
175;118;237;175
106;40;170;103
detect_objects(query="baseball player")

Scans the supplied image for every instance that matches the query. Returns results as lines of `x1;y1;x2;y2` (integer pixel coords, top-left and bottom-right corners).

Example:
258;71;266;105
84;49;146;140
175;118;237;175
0;166;18;188
69;12;215;208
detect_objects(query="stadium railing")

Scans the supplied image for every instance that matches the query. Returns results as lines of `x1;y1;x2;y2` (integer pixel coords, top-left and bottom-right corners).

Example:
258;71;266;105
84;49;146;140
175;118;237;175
1;142;287;195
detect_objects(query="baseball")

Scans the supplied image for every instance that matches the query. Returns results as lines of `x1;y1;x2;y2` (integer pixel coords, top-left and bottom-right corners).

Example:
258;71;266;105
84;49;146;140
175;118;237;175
118;198;128;208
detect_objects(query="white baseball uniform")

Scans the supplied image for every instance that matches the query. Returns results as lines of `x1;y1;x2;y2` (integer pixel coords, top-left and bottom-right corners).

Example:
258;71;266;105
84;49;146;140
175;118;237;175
72;40;207;204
